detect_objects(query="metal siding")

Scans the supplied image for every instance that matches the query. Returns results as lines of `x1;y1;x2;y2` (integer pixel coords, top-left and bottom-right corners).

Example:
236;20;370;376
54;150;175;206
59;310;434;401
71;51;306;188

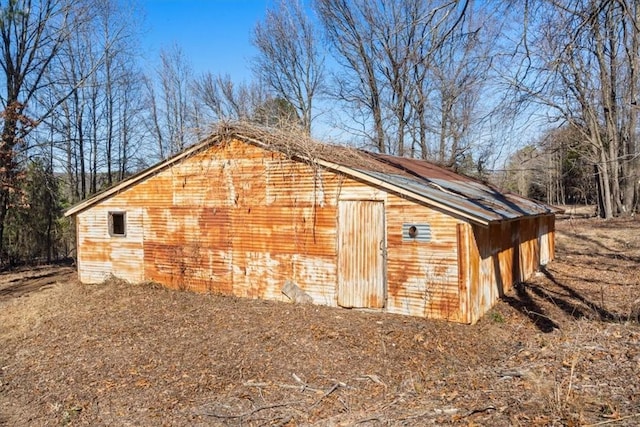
475;225;495;317
335;181;388;201
456;224;471;323
72;134;558;323
538;216;555;265
337;200;385;308
290;254;336;305
464;215;555;323
76;207;144;284
266;159;326;206
496;221;515;293
467;224;482;323
518;217;540;281
548;215;556;261
223;142;340;303
143;207;232;293
385;195;461;320
171;156;233;207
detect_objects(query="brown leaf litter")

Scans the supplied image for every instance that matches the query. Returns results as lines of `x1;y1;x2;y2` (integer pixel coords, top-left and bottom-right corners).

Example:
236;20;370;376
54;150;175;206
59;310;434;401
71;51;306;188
1;216;639;426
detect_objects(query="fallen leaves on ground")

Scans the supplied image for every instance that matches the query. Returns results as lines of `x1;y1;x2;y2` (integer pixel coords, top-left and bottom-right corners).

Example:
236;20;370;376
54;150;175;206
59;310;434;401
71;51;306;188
0;217;639;426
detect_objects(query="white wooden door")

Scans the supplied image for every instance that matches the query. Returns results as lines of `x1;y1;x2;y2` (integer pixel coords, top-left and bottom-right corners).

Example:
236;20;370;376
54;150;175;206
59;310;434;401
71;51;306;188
337;200;385;308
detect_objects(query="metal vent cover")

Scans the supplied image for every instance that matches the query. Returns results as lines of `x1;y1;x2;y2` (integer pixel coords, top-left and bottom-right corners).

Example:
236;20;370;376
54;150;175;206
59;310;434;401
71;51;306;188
402;223;432;242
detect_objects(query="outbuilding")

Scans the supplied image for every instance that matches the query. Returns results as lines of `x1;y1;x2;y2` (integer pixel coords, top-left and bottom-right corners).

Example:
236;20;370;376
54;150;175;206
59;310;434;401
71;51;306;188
65;125;560;323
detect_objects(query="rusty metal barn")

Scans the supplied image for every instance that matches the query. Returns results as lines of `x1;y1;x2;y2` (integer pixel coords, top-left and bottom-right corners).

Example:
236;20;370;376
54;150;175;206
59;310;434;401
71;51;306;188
65;125;560;324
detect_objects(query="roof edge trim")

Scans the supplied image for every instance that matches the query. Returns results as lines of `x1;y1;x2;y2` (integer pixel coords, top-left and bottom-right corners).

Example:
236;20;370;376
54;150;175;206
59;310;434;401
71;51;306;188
64;135;220;217
236;134;491;227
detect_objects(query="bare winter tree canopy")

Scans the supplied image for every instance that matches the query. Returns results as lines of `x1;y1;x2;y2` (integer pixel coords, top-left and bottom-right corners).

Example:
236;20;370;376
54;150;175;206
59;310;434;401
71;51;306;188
252;0;324;134
315;0;490;160
192;72;271;124
1;0;640;263
0;0;89;259
502;0;640;218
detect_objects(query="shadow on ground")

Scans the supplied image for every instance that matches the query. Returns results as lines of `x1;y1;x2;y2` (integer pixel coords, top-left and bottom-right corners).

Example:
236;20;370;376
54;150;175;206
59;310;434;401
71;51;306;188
504;266;638;333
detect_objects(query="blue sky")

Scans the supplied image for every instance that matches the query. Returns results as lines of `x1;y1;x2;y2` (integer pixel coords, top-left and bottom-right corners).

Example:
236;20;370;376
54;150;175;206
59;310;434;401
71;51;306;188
139;0;272;80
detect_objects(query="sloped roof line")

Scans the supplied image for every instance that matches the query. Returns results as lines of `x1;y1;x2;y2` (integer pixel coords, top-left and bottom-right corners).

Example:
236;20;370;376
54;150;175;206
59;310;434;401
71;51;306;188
233;133;555;225
64;135;220;217
65;130;558;224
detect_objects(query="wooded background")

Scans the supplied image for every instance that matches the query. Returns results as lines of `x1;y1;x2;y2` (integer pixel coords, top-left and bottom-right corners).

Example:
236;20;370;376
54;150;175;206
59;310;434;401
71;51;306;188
1;0;638;265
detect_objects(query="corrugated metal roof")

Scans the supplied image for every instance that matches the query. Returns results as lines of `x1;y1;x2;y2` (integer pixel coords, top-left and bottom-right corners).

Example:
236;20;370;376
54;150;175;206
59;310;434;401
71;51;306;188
354;169;557;223
65;125;561;225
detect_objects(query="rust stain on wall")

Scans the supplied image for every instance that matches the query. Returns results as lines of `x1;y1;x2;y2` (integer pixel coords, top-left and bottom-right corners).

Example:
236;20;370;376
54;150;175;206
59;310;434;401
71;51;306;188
71;134;557;324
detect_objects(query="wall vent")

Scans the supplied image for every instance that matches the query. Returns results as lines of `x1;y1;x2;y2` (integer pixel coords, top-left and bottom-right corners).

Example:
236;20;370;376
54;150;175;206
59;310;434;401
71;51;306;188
402;223;431;242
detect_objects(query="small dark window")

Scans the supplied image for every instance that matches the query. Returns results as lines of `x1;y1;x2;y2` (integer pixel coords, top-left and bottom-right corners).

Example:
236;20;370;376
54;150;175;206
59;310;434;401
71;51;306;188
109;212;126;237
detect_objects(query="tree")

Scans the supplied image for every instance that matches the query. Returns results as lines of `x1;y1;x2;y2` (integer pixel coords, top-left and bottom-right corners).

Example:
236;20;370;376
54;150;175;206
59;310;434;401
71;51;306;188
145;44;197;159
0;0;95;260
504;0;640;218
315;0;476;157
3;158;62;263
252;0;324;135
49;0;145;200
192;73;270;123
425;6;493;167
499;126;598;206
316;0;387;152
253;97;301;128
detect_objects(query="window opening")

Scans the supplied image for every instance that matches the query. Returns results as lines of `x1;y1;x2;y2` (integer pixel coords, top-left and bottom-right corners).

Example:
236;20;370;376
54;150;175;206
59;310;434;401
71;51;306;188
109;212;126;237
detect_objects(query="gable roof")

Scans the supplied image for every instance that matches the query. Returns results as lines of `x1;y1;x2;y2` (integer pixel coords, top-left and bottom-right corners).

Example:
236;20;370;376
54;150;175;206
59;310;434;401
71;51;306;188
65;124;561;225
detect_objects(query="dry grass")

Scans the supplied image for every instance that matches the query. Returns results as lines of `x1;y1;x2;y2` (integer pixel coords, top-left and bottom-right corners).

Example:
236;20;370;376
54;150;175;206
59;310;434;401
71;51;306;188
217;121;396;173
1;217;639;426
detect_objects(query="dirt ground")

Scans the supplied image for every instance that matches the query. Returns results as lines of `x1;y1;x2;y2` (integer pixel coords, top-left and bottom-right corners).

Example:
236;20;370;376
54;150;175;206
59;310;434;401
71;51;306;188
1;216;639;426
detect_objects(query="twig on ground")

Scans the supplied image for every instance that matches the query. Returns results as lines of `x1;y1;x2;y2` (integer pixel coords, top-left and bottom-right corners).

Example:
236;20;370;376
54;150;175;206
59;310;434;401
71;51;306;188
583;413;640;427
199;401;304;419
355;415;383;424
292;373;322;393
394;407;460;421
498;369;530;379
357;374;386;386
272;415;293;427
243;381;269;387
524;307;559;326
463;406;496;417
310;382;346;408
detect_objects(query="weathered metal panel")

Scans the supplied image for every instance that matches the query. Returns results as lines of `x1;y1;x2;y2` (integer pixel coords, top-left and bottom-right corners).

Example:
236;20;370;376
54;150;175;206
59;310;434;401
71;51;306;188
467;222;513;323
462;214;556;323
385;195;461;320
496;221;515;293
71;131;559;323
466;224;482;323
337;200;385;308
518;217;540;281
548;215;556;261
539;215;555;265
76;207;144;284
456;224;471;323
143;206;232;293
335;179;389;201
171;157;233;207
401;223;432;242
266;159;327;206
290;254;336;305
228;146;339;303
472;225;496;318
364;152;561;223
